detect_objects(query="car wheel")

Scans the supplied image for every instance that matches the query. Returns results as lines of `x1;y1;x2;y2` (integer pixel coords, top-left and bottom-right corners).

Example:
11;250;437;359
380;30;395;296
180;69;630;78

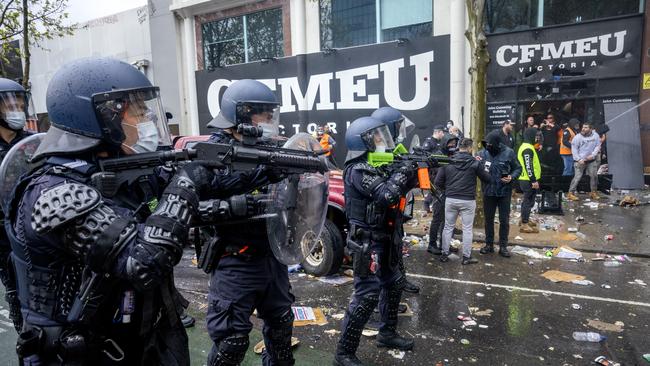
301;219;344;276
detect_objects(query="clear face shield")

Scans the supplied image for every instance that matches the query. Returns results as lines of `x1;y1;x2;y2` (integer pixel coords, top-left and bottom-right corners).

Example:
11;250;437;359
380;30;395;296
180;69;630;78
238;102;281;141
93;87;172;154
0;91;28;131
395;117;415;144
361;125;395;153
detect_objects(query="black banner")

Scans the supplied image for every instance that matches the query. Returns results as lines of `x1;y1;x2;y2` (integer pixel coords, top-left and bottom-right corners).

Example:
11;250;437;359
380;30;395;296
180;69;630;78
487;15;643;86
486;103;515;133
195;36;450;164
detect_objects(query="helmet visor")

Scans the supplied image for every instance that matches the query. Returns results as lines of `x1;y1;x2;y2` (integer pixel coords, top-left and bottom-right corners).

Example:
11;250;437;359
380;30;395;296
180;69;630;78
395;116;415;143
0;91;28;130
249;105;280;141
361;124;395;153
93;87;172;153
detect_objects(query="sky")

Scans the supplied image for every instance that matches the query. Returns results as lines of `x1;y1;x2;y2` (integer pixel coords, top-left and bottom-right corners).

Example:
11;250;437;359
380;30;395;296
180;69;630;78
64;0;147;24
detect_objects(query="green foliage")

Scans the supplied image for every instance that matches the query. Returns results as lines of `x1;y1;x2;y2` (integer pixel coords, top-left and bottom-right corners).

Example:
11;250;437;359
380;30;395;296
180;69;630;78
0;0;76;78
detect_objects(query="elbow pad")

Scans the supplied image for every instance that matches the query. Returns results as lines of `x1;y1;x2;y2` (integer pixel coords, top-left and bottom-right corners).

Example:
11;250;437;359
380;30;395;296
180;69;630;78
126;175;199;290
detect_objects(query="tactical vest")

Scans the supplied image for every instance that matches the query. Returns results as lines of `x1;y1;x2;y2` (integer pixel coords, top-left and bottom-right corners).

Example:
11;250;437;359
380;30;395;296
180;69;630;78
517;143;541;181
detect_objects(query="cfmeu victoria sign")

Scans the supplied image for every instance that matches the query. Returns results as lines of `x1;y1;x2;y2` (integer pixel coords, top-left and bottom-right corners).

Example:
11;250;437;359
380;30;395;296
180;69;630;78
487;15;642;85
195;36;450;162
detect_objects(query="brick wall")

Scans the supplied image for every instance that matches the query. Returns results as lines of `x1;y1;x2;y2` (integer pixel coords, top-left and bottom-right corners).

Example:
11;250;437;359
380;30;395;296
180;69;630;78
194;0;292;70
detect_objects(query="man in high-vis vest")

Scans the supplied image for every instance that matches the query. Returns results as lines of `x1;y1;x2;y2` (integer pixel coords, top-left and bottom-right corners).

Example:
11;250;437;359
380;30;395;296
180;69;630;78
560;118;580;176
318;125;338;168
518;127;542;234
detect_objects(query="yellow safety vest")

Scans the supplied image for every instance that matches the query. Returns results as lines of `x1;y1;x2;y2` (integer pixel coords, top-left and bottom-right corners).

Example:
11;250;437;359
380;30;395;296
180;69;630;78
517;142;541;181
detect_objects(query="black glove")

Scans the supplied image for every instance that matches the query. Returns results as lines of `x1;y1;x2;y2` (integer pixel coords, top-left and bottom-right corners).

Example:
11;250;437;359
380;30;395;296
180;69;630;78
263;165;287;184
227;194;258;218
178;161;223;198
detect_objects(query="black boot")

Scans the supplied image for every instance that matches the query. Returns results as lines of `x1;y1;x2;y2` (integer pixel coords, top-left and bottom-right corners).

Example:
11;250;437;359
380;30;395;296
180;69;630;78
376;330;415;350
181;312;196;328
403;279;420;294
479;244;494;255
499;245;511;258
427;244;442;255
334;295;378;366
462;256;478;265
440;252;449;262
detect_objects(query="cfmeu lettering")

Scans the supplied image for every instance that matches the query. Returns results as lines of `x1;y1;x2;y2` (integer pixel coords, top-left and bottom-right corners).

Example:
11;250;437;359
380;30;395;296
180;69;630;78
206;52;435;117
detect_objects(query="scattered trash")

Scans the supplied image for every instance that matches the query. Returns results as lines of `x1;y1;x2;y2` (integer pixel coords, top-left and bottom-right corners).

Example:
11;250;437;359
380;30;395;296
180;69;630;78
548;347;554;351
541;270;586;283
576;232;587;239
450;239;461;249
587;319;624;333
601;284;612;289
514;236;524;240
460;339;470;345
572;279;595;286
603;261;622;267
479;324;488;329
575;216;585;222
511;246;550;260
613;255;632;263
552;246;583;260
533;318;539;322
324;329;340;336
475;292;485;298
387;350;405;359
642;354;650;362
629;279;647;286
604;234;614;241
292;307;328;326
463;319;477;327
568;227;578;232
343;269;354;277
572;331;605;342
469;308;493;317
584;202;600;210
571;303;582;310
254;337;300;354
594;355;620;366
331;313;345;320
362;329;378;337
484;263;494;267
288;264;302;273
318;275;353;286
619;195;640;207
543;334;549;340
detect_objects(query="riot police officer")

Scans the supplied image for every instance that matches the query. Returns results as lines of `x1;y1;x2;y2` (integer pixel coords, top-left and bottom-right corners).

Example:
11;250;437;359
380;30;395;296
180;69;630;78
0;77;32;332
370;107;419;294
334;116;417;366
4;57;223;365
203;79;297;366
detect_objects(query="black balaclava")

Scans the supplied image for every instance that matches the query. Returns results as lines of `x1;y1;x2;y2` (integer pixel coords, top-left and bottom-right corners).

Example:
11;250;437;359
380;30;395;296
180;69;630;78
486;131;501;156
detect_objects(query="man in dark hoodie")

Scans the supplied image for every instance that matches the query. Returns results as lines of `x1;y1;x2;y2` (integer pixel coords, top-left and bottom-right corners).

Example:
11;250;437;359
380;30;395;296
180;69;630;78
517;127;543;233
435;138;492;264
427;134;459;255
478;131;522;257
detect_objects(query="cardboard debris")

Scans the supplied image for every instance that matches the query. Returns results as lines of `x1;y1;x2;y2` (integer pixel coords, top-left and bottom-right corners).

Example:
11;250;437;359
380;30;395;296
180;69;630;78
318;275;353;286
292;307;328;326
398;303;414;317
541;270;585;283
619;195;639;207
254;337;300;354
587;319;624;333
552;246;583;260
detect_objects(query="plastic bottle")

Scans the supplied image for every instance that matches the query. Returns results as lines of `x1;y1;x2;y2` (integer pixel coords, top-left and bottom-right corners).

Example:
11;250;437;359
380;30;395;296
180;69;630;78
572;332;605;342
603;261;622;267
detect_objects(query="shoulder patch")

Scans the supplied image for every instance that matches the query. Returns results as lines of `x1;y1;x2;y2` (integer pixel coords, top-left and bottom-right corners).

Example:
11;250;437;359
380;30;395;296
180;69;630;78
32;182;102;234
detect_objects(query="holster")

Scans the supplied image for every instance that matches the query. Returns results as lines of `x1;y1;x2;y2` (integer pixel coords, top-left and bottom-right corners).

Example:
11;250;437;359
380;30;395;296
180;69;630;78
347;225;372;278
198;235;224;274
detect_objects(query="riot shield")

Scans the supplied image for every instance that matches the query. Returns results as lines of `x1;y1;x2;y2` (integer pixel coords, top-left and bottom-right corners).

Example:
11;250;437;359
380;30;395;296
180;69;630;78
266;133;329;265
0;133;45;212
409;134;421;153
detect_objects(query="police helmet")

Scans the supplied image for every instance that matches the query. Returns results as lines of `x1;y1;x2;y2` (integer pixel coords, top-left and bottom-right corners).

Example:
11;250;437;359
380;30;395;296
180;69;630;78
371;106;414;144
207;79;280;135
0;78;29;131
345;116;395;163
32;57;172;160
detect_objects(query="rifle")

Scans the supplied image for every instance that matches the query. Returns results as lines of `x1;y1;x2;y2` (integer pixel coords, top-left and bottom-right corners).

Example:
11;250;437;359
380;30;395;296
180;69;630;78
92;140;329;197
385;146;452;203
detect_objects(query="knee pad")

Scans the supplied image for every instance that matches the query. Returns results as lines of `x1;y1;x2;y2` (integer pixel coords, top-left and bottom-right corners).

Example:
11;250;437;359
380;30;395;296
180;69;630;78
212;334;249;366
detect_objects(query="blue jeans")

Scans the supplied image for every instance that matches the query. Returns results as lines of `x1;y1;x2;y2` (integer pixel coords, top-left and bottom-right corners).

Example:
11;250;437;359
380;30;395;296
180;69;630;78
561;155;574;176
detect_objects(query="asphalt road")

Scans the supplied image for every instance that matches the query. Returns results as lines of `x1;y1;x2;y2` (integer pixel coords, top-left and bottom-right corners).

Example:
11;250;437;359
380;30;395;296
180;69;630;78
2;246;649;365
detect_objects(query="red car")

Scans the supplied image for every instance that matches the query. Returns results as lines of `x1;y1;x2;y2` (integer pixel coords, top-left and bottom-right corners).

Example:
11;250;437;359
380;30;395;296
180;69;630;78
174;135;349;276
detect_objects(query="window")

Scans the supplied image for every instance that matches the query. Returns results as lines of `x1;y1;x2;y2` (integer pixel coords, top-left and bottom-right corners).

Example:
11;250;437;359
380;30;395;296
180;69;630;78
486;0;539;34
319;0;432;49
543;0;640;26
486;0;642;34
202;8;284;69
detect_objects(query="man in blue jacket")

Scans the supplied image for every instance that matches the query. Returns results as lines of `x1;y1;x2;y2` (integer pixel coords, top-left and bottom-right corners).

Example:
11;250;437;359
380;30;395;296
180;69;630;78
477;131;522;257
